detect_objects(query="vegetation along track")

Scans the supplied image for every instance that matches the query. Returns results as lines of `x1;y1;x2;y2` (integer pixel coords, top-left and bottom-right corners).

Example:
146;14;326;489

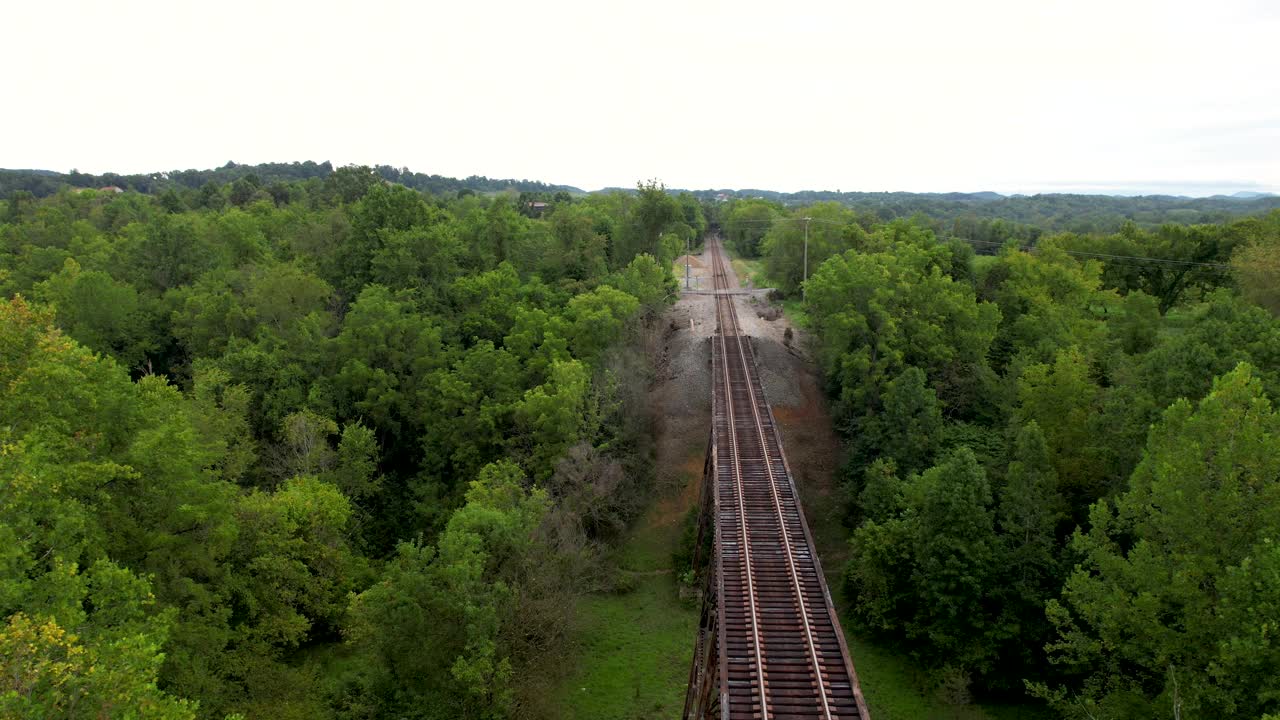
684;237;869;719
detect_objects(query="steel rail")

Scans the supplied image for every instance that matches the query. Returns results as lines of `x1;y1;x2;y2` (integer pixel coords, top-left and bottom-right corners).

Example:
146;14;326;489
713;265;769;714
710;237;833;719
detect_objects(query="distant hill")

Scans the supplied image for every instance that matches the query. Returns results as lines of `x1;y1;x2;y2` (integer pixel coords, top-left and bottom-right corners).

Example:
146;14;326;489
694;188;1280;234
4;164;1276;235
0;162;583;198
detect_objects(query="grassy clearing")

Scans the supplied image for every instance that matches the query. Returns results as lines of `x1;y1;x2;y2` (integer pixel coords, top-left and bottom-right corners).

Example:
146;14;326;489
841;633;1050;720
730;256;768;289
781;298;810;328
721;243;767;288
846;635;959;719
553;571;696;719
553;467;699;718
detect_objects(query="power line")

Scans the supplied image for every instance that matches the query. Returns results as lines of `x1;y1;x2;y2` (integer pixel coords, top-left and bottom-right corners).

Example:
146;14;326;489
728;217;847;226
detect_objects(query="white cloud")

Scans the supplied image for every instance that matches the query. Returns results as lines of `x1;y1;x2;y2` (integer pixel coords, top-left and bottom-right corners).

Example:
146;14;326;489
3;0;1276;195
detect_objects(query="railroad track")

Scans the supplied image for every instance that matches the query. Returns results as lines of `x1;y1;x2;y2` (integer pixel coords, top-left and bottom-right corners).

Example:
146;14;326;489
684;237;868;720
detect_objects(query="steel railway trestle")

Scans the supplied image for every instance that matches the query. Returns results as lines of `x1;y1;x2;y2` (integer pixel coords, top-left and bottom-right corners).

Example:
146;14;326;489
683;238;869;720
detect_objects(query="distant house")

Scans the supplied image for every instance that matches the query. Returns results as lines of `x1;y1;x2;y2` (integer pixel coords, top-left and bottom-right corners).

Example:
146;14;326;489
99;186;124;194
525;200;550;216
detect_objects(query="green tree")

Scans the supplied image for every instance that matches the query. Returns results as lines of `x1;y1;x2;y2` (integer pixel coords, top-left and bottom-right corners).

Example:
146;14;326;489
0;567;196;720
329;284;445;439
457;197;527;270
1056;221;1237;312
120;213;215;294
34;257;154;369
611;253;675;319
0;296;237;714
1015;346;1110;506
548;205;608;281
978;238;1112;370
345;461;548;719
806;240;1000;423
228;175;262;207
723;199;779;257
325;421;382;505
227;476;363;663
676;191;707;240
1230;211;1280;315
856;458;905;525
1039;364;1280;719
622;180;678;265
419;339;524;495
846;448;1000;675
336;183;439;299
761;203;860;295
564;285;639;363
512;359;591;479
198;181;226;211
1136;291;1280;411
1113;289;1161;355
908;448;998;670
207;208;269;268
188;363;257;485
370;224;463;298
324;165;381;204
990;421;1065;684
450;263;522;345
853;365;943;476
165;269;255;359
244;262;333;338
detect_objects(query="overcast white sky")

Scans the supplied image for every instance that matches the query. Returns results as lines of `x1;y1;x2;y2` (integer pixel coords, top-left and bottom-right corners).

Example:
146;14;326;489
5;0;1278;195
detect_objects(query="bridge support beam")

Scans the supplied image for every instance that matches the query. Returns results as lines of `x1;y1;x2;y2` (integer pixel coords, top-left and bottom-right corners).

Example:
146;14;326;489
683;428;722;719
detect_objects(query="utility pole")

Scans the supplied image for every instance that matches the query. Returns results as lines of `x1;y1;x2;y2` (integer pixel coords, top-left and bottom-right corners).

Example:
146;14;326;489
685;235;692;290
802;216;812;300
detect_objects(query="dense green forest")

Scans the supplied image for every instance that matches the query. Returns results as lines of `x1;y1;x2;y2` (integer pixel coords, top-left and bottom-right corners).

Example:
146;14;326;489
6;165;1280;719
709;187;1280;235
725;198;1280;718
0;163;581;200
10;163;1278;239
0;169;705;718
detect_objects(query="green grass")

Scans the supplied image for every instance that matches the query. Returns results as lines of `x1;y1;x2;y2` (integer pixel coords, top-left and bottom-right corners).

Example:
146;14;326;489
841;635;1051;720
616;512;682;574
553;484;699;719
549;421;707;719
846;635;954;719
781;298;811;328
554;573;697;719
731;256;768;289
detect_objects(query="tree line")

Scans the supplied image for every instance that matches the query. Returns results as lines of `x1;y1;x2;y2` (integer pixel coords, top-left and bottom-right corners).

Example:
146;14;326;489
711;190;1280;236
765;204;1280;718
0;162;583;200
0;173;705;718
